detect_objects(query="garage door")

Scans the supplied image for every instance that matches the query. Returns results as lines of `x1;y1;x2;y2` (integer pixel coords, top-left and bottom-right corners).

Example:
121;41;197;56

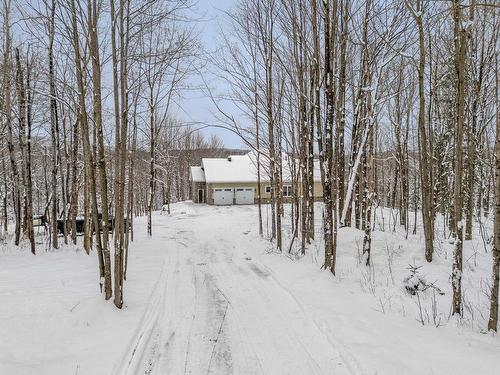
235;188;255;205
213;188;233;205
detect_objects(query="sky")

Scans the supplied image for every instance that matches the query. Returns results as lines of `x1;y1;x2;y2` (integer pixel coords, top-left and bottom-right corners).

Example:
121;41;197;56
172;0;246;150
11;0;244;149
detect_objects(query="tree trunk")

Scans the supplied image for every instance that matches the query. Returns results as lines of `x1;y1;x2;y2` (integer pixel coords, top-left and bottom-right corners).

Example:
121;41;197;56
89;0;112;300
17;50;35;254
320;0;337;273
336;0;348;221
70;0;106;292
412;0;434;262
488;41;500;332
3;2;21;247
48;0;59;250
451;0;470;316
113;0;130;308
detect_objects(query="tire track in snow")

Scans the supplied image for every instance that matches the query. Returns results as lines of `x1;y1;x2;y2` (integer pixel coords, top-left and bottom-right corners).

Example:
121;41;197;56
182;266;200;375
249;262;325;375
161;241;234;375
209;264;268;375
251;258;368;375
185;212;355;375
211;257;349;375
243;262;334;375
115;208;364;375
112;253;172;375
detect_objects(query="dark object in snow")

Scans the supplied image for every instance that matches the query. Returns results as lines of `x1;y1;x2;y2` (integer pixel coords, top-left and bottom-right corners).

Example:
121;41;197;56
33;215;47;229
403;264;444;296
49;214;131;236
403;271;426;295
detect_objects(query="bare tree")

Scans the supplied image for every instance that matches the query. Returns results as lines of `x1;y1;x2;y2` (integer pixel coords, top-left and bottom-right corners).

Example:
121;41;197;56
407;0;434;262
489;28;500;331
451;0;472;316
3;0;21;246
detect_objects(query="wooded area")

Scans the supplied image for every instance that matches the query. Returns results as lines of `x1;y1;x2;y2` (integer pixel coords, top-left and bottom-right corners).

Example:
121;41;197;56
213;0;500;331
1;0;499;333
0;0;228;308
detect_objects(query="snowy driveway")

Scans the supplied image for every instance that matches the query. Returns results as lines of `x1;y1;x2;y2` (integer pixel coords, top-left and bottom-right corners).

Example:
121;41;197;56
116;204;353;375
3;202;500;375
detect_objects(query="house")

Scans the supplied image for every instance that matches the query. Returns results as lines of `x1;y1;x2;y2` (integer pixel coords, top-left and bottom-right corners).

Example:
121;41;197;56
190;152;323;205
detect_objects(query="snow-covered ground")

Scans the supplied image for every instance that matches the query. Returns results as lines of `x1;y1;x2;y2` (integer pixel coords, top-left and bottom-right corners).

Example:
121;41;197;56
1;202;500;375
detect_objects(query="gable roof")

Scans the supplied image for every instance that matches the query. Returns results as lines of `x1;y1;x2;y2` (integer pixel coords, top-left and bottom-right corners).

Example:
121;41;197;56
202;155;257;183
192;152;322;184
190;166;206;182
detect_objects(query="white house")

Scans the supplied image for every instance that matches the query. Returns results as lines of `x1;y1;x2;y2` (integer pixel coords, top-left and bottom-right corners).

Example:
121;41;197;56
190;152;323;205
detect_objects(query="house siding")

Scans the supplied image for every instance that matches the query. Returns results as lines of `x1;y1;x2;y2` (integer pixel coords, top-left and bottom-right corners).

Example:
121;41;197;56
205;181;323;205
191;182;206;203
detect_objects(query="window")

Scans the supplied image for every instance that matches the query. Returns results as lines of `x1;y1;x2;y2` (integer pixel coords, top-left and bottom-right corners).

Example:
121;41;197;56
283;185;292;197
265;186;272;194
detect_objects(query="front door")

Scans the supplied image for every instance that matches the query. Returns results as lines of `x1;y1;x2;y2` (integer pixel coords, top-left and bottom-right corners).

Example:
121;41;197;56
198;189;204;203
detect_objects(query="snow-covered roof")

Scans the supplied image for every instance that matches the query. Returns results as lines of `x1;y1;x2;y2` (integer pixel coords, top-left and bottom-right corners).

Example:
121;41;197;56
190;166;206;183
202;155;257;183
195;153;321;184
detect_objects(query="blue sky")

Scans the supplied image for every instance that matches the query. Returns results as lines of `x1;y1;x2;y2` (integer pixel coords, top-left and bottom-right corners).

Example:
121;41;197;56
173;0;245;149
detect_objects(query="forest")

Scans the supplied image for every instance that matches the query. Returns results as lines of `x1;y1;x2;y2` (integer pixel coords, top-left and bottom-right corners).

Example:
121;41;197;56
1;0;500;353
212;0;500;330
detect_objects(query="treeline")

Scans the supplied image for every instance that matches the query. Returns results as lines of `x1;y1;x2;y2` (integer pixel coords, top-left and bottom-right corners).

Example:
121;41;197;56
0;0;218;308
0;126;225;231
215;0;500;330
